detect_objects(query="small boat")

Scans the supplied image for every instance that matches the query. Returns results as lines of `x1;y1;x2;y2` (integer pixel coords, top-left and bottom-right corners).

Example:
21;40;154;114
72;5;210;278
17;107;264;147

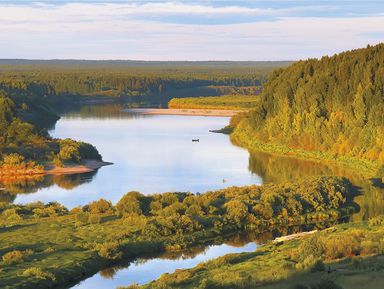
192;139;199;142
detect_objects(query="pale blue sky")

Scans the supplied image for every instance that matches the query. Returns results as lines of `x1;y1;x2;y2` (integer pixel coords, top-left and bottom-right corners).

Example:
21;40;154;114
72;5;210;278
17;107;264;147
1;1;383;60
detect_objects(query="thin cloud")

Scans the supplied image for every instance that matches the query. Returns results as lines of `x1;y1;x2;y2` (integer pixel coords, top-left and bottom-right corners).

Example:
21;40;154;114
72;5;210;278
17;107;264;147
0;1;338;21
0;2;383;60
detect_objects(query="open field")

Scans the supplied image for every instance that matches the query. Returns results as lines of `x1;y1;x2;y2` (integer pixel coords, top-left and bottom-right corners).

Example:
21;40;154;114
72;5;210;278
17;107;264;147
168;95;260;110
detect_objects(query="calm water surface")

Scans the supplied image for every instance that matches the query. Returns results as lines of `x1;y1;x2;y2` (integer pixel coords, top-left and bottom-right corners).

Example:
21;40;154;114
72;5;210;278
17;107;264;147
14;105;261;208
71;240;258;289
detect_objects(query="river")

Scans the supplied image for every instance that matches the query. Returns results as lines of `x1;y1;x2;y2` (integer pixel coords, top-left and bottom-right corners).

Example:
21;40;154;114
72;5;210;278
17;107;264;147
2;103;384;289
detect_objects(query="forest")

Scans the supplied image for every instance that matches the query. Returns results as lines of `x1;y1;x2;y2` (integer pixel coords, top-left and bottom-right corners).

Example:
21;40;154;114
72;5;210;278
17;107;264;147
231;44;384;175
0;61;287;100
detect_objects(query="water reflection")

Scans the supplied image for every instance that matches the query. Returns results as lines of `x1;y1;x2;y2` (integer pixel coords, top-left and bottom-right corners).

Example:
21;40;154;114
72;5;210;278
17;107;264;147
0;171;98;201
71;233;259;289
61;103;147;120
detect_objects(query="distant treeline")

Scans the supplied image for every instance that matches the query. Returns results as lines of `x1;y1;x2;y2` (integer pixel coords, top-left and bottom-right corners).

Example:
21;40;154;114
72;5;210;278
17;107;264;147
231;43;384;174
0;61;290;99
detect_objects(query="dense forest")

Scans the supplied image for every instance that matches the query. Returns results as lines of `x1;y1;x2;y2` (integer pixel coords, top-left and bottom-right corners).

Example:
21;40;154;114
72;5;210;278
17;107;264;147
0;177;355;288
0;61;288;100
231;44;384;173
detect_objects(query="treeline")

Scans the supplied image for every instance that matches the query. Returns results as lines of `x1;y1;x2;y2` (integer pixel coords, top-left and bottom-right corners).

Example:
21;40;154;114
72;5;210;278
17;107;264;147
0;177;355;288
231;43;384;173
0;62;287;99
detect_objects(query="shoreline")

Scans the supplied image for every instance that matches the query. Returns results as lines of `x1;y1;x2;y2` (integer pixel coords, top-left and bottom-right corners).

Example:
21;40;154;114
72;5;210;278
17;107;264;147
45;160;113;175
123;108;244;117
230;123;379;177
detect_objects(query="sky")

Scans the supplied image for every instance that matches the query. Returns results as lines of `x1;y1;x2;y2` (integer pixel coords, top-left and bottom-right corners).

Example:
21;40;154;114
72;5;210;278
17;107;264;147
0;1;384;60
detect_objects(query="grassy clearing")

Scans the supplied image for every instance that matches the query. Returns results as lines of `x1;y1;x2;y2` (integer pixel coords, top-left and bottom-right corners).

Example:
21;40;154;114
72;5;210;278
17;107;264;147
168;95;260;110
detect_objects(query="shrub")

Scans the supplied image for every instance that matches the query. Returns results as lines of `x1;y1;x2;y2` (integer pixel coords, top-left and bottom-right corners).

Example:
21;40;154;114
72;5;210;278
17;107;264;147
22;267;56;281
76;212;89;224
95;241;123;260
33;202;67;218
368;215;384;226
295;234;324;261
122;213;147;229
69;206;83;215
1;208;22;222
116;191;145;216
1;153;25;166
88;199;113;214
89;214;101;224
2;249;33;265
52;157;63;167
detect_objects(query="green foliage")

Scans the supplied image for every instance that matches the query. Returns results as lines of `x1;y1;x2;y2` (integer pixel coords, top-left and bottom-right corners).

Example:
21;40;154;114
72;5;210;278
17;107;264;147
232;43;384;170
95;241;123;260
116;191;146;216
2;153;25;166
0;90;102;171
2;249;33;265
0;177;358;289
22;267;56;281
87;198;114;214
0;61;287;99
1;208;22;222
76;211;89;224
144;222;384;289
88;214;101;224
32;202;68;218
168;95;260;110
368;215;384;226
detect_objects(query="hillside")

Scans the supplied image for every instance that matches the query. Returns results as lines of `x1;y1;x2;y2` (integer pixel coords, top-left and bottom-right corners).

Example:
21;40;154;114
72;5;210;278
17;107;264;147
231;44;384;174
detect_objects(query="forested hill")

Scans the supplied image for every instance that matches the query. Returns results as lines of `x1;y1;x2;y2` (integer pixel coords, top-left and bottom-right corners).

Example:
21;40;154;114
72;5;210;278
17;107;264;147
231;43;384;171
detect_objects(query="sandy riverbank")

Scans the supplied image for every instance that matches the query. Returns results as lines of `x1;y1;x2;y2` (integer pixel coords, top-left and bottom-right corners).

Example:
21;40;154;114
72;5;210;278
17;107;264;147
273;229;318;243
123;108;244;117
45;160;113;175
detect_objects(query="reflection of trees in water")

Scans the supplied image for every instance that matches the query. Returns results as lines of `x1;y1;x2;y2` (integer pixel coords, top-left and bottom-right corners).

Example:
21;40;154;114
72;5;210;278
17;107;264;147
96;224;331;280
99;265;125;279
0;191;16;203
248;150;384;221
0;170;97;202
61;103;155;120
